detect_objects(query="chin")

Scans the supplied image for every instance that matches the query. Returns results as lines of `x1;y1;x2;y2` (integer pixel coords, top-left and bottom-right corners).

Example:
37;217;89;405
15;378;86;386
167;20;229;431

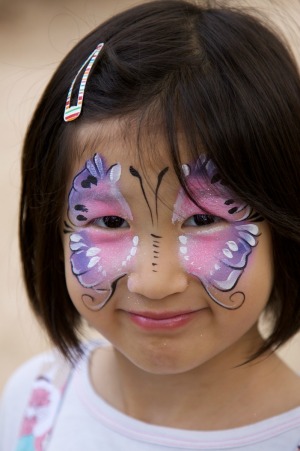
121;342;201;376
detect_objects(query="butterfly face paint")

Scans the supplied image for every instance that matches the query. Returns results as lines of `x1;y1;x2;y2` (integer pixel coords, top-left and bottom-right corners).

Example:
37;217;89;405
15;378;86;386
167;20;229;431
173;157;262;309
65;154;138;310
66;152;262;312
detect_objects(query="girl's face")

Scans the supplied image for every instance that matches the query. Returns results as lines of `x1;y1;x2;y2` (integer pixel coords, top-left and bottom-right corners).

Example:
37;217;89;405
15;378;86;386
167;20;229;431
62;121;273;374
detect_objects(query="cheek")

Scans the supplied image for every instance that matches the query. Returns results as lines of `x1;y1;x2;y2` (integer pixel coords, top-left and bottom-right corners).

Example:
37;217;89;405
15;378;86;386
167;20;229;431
69;229;138;289
180;226;239;284
179;223;262;309
65;229;139;310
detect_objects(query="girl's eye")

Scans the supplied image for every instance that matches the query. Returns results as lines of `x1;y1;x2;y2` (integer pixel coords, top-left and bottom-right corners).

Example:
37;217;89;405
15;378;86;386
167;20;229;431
183;214;221;227
93;216;129;229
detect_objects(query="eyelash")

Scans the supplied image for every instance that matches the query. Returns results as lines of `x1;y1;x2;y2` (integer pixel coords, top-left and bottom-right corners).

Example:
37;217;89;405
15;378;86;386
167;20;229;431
91;214;223;230
183;214;222;227
92;216;130;229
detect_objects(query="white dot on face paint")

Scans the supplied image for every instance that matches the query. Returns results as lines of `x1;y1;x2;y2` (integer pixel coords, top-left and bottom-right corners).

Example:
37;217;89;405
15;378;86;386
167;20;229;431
182;164;190;177
86;247;100;257
130;247;137;256
223;248;233;258
126;255;131;261
88;256;100;268
133;236;139;246
184;256;189;261
215;263;220;270
70;234;82;242
180;246;187;254
70;242;86;251
238;231;256;246
226;241;238;251
236;224;259;235
179;235;187;244
122;261;126;266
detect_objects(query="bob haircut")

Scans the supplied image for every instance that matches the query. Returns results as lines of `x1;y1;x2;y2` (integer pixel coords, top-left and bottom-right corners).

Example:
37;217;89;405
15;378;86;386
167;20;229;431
20;0;300;362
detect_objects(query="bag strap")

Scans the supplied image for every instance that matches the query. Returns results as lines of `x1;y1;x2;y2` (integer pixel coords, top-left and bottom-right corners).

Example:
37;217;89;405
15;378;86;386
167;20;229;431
16;356;72;451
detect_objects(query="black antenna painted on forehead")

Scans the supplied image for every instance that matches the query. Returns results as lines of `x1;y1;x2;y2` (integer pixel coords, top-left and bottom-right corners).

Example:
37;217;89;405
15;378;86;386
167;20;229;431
129;166;169;225
155;167;169;221
129;166;154;224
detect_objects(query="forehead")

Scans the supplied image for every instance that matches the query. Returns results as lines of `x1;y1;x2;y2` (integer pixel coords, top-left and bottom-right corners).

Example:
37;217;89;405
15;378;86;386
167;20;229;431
67;120;169;197
71;117;194;172
66;117;224;203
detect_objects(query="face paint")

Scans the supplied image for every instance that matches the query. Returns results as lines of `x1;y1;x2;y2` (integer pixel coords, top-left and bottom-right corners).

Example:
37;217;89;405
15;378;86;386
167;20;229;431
129;166;169;273
66;153;261;311
173;156;262;309
129;166;169;226
67;153;138;310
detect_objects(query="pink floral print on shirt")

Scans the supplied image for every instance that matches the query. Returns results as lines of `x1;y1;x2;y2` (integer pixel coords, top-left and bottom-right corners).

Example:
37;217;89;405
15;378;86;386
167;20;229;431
17;377;61;451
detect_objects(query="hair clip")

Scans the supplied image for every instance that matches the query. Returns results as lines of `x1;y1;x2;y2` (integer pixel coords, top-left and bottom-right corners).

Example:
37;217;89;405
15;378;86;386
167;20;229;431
64;42;104;122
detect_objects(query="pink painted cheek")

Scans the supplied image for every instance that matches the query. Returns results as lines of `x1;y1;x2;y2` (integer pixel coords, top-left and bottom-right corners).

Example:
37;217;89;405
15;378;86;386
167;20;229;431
70;229;139;291
178;227;233;282
178;222;260;309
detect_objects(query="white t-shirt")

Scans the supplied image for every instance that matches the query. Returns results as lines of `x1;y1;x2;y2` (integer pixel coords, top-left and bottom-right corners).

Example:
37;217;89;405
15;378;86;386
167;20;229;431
1;342;300;451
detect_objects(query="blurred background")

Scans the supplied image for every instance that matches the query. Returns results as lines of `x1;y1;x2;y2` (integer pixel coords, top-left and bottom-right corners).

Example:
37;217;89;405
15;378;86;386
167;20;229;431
1;0;300;393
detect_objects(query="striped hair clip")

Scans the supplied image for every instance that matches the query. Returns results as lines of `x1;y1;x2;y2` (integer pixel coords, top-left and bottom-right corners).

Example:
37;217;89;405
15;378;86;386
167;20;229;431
64;42;104;122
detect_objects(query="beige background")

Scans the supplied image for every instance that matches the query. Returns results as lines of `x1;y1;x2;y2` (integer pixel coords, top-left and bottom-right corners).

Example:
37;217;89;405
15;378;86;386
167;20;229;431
0;0;300;393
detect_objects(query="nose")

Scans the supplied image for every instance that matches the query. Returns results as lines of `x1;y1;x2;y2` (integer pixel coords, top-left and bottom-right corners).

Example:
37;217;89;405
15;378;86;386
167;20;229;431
127;236;188;299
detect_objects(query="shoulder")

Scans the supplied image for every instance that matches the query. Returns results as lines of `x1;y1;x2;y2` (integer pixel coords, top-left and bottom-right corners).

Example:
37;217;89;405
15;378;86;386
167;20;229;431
1;349;68;401
0;349;70;451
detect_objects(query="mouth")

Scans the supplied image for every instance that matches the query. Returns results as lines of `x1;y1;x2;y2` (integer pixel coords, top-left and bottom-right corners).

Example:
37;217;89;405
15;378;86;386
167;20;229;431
126;309;205;330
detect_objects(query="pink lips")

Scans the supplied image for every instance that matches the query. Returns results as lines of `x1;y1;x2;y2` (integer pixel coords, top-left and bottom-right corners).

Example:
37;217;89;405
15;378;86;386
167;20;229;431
127;310;202;330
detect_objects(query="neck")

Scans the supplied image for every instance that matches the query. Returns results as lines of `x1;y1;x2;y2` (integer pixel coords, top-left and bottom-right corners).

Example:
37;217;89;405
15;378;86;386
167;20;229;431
90;333;298;430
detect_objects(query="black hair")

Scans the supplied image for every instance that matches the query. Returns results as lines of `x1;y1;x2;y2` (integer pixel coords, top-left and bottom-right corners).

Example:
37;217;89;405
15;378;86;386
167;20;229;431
19;0;300;361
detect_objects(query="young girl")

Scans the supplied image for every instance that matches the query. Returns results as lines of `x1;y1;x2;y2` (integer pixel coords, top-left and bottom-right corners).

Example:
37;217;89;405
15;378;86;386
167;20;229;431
1;0;300;449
